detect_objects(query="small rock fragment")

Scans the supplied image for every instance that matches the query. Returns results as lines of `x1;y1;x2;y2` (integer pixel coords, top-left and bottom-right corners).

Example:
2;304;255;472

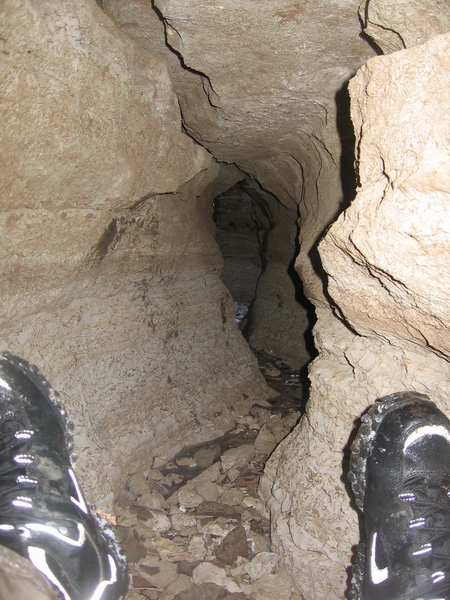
196;517;239;538
193;444;221;468
237;415;260;428
220;488;244;506
220;445;255;472
131;574;156;589
226;468;241;482
149;480;171;497
176;456;197;467
129;524;158;547
136;491;168;510
178;487;204;509
228;555;250;578
264;366;281;377
115;509;139;528
120;538;148;563
154;537;198;563
269;413;300;444
115;489;136;509
245;552;278;580
128;472;151;497
137;508;171;532
248;530;271;555
194;481;221;502
235;473;260;489
160;574;193;600
189;461;222;485
188;533;215;560
250;406;271;425
147;468;164;481
170;510;198;535
216;526;248;564
192;561;228;587
137;556;178;589
246;569;295;600
178;560;201;576
126;592;148;600
153;456;168;469
173;582;228;600
162;473;185;486
253;424;277;455
195;501;238;519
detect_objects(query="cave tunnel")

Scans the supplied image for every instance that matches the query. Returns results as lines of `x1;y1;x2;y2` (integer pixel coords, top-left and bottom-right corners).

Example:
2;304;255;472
212;179;315;371
2;1;450;599
213;182;267;331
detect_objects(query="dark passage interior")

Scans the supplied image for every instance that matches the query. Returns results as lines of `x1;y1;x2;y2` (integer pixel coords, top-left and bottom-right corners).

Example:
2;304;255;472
213;183;269;330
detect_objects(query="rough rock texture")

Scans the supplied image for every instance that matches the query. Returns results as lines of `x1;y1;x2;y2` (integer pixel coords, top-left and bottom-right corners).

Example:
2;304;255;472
359;0;450;53
262;32;450;600
0;0;270;508
0;546;60;600
4;1;449;599
101;0;375;366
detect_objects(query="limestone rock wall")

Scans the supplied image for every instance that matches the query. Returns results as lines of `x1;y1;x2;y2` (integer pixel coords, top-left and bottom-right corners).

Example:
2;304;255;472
0;0;270;509
246;188;310;369
4;2;448;599
102;0;375;368
261;32;450;600
151;0;374;312
359;0;450;53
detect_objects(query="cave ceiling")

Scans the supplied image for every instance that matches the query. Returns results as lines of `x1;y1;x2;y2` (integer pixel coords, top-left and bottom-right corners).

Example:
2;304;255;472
103;0;376;201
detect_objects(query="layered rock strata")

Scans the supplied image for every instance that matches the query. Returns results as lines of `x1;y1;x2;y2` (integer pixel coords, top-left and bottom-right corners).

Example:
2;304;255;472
262;32;450;600
101;0;375;366
0;0;270;508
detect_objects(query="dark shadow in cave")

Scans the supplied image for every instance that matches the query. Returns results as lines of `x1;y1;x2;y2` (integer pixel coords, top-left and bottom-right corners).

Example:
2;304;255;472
357;2;385;56
305;78;363;339
288;232;318;396
336;80;358;212
213;180;316;402
212;180;270;332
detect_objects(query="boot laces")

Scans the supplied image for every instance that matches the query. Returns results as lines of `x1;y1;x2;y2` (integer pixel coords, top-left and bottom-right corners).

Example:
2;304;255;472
399;475;450;597
0;418;38;513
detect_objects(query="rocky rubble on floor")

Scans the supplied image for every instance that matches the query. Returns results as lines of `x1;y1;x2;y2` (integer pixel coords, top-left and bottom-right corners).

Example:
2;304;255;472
112;353;306;600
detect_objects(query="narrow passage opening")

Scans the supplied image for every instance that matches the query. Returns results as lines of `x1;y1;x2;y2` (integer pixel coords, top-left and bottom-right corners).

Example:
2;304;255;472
213;181;271;331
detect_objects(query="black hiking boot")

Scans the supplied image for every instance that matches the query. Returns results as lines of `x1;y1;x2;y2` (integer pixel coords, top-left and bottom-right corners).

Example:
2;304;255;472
349;391;450;600
0;352;128;600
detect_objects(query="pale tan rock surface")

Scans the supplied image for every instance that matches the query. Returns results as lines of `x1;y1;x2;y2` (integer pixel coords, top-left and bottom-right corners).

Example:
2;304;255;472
0;0;270;509
101;0;375;365
262;33;450;600
4;1;448;599
322;33;450;358
359;0;450;53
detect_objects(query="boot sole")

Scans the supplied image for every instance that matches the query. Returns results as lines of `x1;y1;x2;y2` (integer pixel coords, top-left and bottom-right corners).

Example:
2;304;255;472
0;352;129;596
0;352;75;462
347;391;430;600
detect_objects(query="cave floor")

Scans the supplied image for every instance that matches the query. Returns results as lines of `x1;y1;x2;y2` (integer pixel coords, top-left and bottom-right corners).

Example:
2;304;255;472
111;351;306;600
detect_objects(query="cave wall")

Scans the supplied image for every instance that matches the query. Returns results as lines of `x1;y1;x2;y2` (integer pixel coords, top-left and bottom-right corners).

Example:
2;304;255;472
261;28;450;600
0;0;270;509
3;1;449;599
245;186;311;369
102;0;375;368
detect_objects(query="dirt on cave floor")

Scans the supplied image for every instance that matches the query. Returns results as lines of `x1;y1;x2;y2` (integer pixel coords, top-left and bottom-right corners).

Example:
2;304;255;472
111;350;308;600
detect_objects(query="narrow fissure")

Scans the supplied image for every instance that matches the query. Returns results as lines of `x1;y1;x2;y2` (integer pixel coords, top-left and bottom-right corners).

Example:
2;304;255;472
114;177;315;596
213;182;268;331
